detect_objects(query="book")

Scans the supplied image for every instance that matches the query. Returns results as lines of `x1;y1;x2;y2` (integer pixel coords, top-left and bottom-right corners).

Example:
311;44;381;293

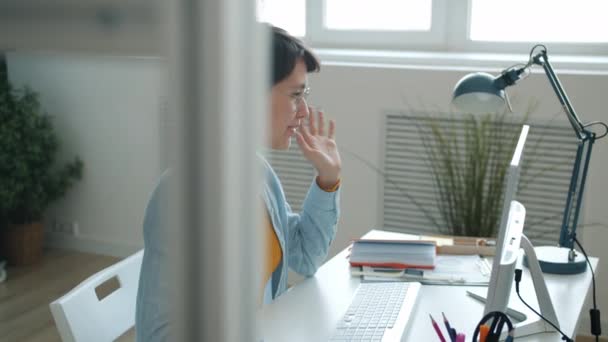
350;255;492;286
420;234;496;256
349;239;437;269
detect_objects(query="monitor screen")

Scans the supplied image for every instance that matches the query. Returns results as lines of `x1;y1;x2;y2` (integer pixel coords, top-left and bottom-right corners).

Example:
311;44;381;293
484;124;529;315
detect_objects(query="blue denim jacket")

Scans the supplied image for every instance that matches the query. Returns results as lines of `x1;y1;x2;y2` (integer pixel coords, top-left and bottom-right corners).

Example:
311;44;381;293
135;157;340;341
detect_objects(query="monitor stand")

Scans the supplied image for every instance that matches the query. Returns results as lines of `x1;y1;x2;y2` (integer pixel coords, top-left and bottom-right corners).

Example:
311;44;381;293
467;235;560;340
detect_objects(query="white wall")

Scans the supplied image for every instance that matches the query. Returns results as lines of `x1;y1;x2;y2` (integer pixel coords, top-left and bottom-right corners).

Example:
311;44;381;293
7;53;164;256
6;53;607;332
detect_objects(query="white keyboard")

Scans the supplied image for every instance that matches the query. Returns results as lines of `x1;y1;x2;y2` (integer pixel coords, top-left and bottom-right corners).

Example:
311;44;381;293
330;282;421;341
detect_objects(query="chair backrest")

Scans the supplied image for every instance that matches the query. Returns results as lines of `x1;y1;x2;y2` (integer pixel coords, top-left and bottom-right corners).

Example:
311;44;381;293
50;249;144;342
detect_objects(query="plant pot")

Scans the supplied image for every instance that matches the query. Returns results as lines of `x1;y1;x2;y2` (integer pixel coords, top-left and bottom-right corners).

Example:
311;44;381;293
0;222;44;266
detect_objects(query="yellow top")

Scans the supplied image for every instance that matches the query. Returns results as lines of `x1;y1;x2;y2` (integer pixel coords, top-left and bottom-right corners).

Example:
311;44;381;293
262;209;283;298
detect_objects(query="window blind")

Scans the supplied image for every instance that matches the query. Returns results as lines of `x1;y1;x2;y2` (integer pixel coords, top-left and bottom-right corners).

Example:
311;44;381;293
266;143;315;213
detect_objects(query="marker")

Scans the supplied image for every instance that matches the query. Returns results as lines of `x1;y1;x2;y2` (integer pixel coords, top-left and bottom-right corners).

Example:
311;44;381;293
430;314;446;342
505;329;515;342
479;324;490;342
441;312;456;342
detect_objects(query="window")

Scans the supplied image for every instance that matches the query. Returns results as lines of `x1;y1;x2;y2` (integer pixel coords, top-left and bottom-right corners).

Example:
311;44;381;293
257;0;306;37
308;0;445;49
324;0;432;31
470;0;608;43
464;0;608;55
257;0;608;55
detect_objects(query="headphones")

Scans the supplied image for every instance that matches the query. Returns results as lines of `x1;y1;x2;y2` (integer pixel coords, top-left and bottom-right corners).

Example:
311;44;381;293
472;311;514;342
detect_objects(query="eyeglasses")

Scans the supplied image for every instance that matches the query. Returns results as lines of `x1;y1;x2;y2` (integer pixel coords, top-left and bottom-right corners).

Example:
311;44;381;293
286;86;310;106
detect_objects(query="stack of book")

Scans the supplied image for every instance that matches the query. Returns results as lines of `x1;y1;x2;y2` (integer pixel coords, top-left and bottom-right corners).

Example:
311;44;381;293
349;239;437;269
349;238;492;285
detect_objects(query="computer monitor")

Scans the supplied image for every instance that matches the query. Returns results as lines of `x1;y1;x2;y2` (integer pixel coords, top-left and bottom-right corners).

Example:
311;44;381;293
469;125;562;338
484;200;526;315
484;124;529;315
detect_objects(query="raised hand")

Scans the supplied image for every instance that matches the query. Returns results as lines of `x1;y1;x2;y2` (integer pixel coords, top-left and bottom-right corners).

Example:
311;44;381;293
295;107;342;189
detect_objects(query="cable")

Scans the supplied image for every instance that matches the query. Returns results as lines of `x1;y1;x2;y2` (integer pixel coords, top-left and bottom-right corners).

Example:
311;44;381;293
529;44;548;63
513;269;573;342
574;237;602;342
583;121;608;139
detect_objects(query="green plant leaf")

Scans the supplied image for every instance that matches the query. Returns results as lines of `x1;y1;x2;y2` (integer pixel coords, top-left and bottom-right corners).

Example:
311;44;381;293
410;104;537;237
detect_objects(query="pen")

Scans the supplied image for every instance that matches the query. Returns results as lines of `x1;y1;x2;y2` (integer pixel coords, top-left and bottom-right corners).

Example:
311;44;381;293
479;324;489;342
455;333;465;342
441;312;456;342
429;314;447;342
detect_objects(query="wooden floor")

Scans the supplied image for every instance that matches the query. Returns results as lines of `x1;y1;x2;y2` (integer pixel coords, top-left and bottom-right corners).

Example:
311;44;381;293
578;336;608;342
0;249;136;342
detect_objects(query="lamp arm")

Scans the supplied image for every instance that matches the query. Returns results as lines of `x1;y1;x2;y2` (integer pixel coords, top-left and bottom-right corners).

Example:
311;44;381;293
559;135;595;250
531;50;587;138
531;49;599;253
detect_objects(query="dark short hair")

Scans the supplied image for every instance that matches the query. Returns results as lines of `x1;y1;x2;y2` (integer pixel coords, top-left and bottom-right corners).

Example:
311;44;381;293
271;25;320;85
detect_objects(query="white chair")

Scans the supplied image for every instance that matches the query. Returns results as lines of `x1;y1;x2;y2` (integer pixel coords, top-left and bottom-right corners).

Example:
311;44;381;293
50;249;144;342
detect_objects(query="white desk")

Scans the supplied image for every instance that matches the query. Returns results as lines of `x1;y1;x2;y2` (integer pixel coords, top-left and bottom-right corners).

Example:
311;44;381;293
260;230;598;341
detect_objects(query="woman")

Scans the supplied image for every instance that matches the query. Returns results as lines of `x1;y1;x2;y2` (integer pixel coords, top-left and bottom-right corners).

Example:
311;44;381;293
135;25;341;341
260;25;341;303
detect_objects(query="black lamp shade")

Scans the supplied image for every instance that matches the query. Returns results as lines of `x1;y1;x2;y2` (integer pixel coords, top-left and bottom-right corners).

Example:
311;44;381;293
452;72;506;114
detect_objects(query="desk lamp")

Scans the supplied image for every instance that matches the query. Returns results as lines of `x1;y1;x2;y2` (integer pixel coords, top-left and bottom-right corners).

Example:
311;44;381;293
451;44;607;274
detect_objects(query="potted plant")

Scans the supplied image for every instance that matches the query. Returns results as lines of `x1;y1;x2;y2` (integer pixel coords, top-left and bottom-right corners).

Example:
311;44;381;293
0;56;83;265
413;102;539;239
